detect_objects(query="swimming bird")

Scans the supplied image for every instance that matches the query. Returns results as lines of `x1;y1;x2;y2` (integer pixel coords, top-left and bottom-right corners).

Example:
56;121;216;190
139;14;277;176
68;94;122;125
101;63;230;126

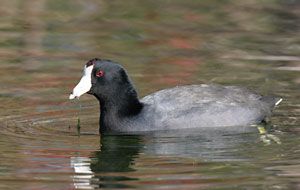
69;58;282;133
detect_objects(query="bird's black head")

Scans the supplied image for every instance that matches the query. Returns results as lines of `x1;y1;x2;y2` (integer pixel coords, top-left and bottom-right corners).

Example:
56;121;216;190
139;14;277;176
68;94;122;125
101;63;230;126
69;58;142;118
70;58;131;101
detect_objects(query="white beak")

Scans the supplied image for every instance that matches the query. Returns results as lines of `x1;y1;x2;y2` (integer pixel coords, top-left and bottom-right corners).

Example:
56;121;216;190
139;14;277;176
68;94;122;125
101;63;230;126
69;65;94;100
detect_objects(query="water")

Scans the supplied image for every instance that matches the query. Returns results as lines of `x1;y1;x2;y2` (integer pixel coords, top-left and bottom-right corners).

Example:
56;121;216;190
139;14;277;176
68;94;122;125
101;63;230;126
0;0;299;189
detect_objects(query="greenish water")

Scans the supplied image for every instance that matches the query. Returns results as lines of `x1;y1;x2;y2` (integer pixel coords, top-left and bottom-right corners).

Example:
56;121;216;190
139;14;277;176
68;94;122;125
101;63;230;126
0;0;299;189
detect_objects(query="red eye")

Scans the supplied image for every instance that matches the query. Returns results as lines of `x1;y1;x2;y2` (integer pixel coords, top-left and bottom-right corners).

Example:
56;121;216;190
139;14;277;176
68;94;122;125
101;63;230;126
96;70;104;77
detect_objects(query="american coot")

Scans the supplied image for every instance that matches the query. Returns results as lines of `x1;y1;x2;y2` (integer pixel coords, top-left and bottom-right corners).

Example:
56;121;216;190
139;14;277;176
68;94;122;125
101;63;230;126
69;58;282;133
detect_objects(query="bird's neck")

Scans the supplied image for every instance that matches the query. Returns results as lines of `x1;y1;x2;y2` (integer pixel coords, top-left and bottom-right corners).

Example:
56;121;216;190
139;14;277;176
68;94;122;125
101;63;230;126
96;85;143;133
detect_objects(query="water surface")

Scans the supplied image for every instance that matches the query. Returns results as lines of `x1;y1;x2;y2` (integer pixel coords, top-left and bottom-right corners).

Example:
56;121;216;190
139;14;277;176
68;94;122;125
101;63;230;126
0;0;299;189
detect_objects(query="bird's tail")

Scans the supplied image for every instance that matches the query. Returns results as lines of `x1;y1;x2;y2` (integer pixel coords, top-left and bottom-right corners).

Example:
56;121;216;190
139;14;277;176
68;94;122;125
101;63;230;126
260;96;283;108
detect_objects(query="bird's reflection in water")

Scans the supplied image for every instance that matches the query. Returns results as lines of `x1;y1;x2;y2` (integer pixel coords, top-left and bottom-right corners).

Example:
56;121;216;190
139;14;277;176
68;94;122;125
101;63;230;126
71;126;279;189
91;134;143;172
71;156;95;189
71;134;143;189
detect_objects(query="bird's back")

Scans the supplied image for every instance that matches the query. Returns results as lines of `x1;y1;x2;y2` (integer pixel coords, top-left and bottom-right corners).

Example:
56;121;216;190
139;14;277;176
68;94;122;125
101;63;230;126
136;84;279;131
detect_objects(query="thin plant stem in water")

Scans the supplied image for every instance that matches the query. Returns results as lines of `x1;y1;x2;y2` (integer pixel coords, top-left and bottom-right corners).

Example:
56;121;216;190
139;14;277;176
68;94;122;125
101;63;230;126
75;99;82;136
77;117;81;136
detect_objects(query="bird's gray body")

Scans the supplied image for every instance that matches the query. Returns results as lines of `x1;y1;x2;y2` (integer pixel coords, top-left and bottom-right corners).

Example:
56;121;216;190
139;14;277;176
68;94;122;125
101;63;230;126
110;84;279;132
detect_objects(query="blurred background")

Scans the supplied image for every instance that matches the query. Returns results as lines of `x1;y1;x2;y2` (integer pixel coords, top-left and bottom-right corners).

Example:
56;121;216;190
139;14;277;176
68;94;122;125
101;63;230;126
0;0;299;119
0;0;299;189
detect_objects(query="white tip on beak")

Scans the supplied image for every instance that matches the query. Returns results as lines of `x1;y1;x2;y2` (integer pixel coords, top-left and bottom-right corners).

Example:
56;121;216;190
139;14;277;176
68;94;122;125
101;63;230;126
69;94;77;100
69;65;94;100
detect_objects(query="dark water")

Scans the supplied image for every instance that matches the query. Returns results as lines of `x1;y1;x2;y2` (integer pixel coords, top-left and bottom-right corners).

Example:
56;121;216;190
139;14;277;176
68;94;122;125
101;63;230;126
0;0;299;189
